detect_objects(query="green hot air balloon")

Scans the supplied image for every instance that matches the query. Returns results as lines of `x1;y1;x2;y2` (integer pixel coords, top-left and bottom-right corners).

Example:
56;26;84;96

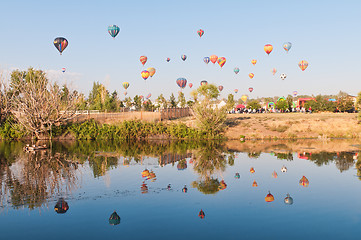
108;25;120;38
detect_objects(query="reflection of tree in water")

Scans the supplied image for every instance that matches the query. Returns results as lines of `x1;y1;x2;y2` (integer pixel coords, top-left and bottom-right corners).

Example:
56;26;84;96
247;152;261;159
273;152;293;161
191;142;228;194
0;146;78;210
307;152;356;172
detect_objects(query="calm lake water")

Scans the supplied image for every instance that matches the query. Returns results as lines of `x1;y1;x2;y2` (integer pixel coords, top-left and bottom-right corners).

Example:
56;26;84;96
1;140;361;239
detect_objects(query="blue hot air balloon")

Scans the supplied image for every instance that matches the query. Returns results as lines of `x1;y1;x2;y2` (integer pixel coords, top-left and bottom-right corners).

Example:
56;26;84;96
108;25;120;38
203;57;210;64
176;78;187;89
283;42;292;53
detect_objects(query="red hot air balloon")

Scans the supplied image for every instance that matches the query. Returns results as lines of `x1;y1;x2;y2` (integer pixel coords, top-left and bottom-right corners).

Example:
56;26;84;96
176;78;187;89
210;55;218;64
218;85;224;91
249;87;253;92
189;83;193;88
140;56;147;65
199;209;205;219
264;44;273;55
197;29;204;37
249;73;254;79
265;192;275;202
166;58;170;62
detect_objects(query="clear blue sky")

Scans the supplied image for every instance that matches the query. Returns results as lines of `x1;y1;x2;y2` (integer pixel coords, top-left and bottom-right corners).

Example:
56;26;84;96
0;0;360;100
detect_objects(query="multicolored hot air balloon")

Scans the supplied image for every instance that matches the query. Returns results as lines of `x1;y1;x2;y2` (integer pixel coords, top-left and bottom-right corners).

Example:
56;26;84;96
122;82;129;90
264;44;273;55
241;95;248;103
251;59;257;66
189;83;193;88
203;57;210;64
141;70;150;80
146;93;151;99
61;68;66;73
176;78;187;89
210;55;218;64
140;56;147;66
166;58;170;62
298;60;309;71
181;55;187;61
293;91;298;97
272;68;277;75
218;180;227;190
147;67;156;77
280;73;287;80
200;80;207;86
53;37;68;55
108;25;120;38
283;42;292;52
250;167;255;173
218;85;224;91
249;87;253;92
299;176;309;187
54;198;69;214
217;57;226;68
249;73;254;79
272;171;278;178
234;89;238;94
234;67;240;74
265;192;275;202
197;29;204;37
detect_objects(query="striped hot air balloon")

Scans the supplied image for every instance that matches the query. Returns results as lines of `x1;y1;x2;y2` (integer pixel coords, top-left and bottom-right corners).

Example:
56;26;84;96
108;25;120;38
200;80;208;86
181;55;187;61
234;67;240;74
197;29;204;37
298;60;309;71
264;44;273;55
53;37;68;55
203;57;210;64
140;56;147;65
147;67;156;77
176;78;187;89
217;57;226;68
249;73;254;79
166;58;170;62
122;82;129;90
61;68;66;73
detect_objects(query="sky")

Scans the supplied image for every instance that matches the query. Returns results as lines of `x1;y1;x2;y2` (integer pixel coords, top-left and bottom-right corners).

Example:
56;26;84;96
0;0;360;100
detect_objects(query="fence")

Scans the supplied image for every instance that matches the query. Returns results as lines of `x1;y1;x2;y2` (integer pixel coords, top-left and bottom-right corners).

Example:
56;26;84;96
160;107;192;120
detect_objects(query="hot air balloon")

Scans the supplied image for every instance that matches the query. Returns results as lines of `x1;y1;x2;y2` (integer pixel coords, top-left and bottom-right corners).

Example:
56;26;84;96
182;185;188;193
61;68;66;73
265;192;275;202
167;184;171;190
218;180;227;190
249;87;253;92
141;70;150;80
166;58;170;62
235;173;240;179
140;56;147;65
250;167;255;173
298;60;308;71
241;95;248;103
264;44;273;55
109;211;121;225
218;85;224;91
200;80;208;86
251;59;257;65
108;25;120;38
293;91;298;97
176;78;187;89
54;198;69;214
280;73;287;80
299;176;309;187
272;171;278;178
281;166;287;172
146;93;151;99
234;89;238;94
217;57;226;68
272;68;277;75
284;194;293;205
189;83;193;88
203;57;210;64
210;55;218;64
53;37;68;55
252;180;258;187
147;67;156;77
199;209;205;219
283;42;292;52
122;82;129;90
234;67;240;74
181;55;187;61
124;91;127;96
197;29;204;37
249;73;254;79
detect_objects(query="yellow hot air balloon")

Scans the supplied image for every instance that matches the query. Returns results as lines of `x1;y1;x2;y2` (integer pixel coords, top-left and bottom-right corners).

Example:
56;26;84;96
250;167;255;173
264;44;273;55
298;60;309;71
251;59;257;65
217;57;226;68
249;73;254;79
141;70;150;80
147;67;156;77
241;95;248;103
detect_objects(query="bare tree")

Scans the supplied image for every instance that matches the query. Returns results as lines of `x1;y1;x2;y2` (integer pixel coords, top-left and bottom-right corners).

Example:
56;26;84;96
0;77;12;124
9;68;79;139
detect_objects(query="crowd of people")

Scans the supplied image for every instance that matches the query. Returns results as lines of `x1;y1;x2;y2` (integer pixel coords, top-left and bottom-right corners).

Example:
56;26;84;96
230;106;313;114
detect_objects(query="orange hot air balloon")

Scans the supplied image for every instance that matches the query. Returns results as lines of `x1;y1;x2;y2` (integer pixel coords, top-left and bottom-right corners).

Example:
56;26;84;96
298;60;309;71
210;55;218;64
189;83;193;88
249;73;254;79
299;176;309;187
217;57;226;68
264;44;273;55
141;70;150;80
250;167;255;173
265;192;275;202
218;180;227;190
252;180;258;187
251;59;257;65
147;67;156;77
199;209;205;219
142;169;150;178
272;171;278;178
140;56;147;65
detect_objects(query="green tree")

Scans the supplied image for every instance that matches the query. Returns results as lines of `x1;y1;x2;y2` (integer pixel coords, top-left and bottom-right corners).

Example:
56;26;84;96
156;94;168;109
133;95;142;110
226;94;235;111
337;96;354;112
178;91;186;108
124;97;132;108
247;99;261;110
169;93;177;108
143;100;154;111
276;99;289;112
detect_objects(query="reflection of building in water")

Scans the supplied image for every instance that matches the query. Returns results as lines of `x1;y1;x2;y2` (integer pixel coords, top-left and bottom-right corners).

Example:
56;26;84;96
159;153;192;167
298;152;312;160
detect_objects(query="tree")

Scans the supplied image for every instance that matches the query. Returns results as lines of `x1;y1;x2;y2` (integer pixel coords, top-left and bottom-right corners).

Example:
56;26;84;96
124;97;132;108
143;100;154;111
133;95;142;110
178;91;186;108
276;99;289;112
337;96;354;112
0;79;11;124
247;99;261;110
156;94;168;109
169;93;177;108
226;94;235;111
9;68;78;139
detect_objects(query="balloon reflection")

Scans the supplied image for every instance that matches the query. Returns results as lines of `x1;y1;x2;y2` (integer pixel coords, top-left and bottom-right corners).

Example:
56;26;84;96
54;198;69;214
109;211;121;225
199;209;205;219
299;176;309;187
252;180;258;187
265;192;275;202
284;194;293;205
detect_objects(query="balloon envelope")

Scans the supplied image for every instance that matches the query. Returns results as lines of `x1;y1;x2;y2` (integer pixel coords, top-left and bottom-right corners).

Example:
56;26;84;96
272;68;277;75
197;29;204;37
210;55;218;64
298;60;309;71
53;37;68;55
141;70;150;80
109;211;121;225
176;78;187;89
249;87;253;92
181;55;187;61
251;59;257;65
61;68;66;73
293;91;298;97
264;44;273;55
108;25;120;38
189;83;193;88
249;73;254;79
283;42;292;52
147;67;156;77
217;57;226;68
280;73;287;80
200;80;207;86
218;85;224;91
166;58;170;62
203;57;210;64
122;82;129;89
234;89;238;93
234;67;240;74
140;56;147;65
241;95;248;102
